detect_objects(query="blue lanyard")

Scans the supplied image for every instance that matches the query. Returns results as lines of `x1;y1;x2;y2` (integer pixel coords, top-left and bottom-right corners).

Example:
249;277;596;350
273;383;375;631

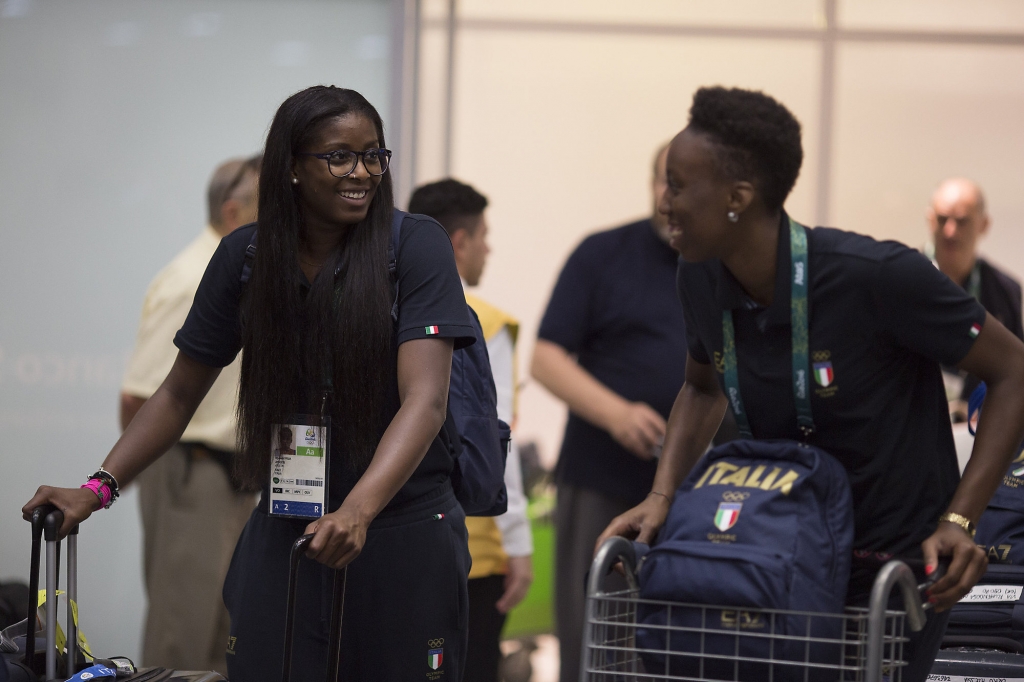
722;217;814;440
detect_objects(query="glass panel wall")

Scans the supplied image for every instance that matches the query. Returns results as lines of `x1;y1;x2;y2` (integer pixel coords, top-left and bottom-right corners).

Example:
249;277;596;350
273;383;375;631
0;0;395;660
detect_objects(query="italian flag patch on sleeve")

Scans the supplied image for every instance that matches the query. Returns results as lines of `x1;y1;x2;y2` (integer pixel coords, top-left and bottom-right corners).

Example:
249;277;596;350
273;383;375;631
969;322;982;339
425;325;439;335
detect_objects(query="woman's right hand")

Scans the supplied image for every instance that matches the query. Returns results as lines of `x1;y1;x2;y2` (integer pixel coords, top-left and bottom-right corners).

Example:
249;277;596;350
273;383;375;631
303;506;370;570
595;493;672;554
22;487;98;537
609;402;667;461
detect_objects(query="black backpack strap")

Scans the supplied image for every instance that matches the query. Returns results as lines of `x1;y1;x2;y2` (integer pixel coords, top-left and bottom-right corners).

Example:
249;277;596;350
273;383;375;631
240;228;258;284
389;209;406;322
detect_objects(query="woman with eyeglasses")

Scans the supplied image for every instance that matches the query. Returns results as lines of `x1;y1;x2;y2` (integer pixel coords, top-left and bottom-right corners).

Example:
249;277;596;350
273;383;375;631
597;86;1024;682
24;86;476;680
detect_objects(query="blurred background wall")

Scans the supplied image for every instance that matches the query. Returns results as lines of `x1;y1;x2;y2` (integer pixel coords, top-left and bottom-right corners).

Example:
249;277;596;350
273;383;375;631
1;0;1023;664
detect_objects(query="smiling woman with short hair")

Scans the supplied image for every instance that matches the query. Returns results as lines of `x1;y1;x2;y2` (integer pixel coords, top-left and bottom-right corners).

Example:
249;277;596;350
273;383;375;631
599;86;1024;682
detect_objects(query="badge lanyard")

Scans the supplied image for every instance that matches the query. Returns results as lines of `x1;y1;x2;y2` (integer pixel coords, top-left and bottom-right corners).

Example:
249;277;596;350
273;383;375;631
268;390;331;519
721;217;814;441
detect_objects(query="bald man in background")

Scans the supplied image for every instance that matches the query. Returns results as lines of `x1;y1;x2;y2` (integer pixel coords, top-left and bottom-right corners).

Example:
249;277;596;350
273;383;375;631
120;156;261;674
928;178;1024;413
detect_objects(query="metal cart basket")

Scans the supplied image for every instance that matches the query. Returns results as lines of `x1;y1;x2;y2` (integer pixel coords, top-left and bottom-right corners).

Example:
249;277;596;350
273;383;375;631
581;537;929;682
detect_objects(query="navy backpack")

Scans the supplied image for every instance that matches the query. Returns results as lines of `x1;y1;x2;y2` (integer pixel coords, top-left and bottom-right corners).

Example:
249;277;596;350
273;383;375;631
388;210;509;516
634;439;854;680
239;211;510;516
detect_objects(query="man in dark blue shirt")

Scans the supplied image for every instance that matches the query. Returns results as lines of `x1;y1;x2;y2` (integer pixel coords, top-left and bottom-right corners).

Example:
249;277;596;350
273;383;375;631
531;145;687;682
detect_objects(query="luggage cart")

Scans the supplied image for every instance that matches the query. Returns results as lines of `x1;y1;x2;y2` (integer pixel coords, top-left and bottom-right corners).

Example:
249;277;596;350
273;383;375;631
581;537;930;682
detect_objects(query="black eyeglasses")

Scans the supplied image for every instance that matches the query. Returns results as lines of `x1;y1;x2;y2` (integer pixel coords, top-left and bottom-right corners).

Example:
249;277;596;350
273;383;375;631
296;148;392;179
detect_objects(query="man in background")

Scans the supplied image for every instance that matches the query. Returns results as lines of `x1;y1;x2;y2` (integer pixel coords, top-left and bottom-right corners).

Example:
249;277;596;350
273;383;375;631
409;179;533;682
928;177;1023;415
120;156;261;674
531;145;688;682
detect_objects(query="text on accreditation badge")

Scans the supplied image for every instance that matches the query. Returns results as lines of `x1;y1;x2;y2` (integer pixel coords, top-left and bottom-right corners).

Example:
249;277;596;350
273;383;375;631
268;415;329;519
928;677;1024;682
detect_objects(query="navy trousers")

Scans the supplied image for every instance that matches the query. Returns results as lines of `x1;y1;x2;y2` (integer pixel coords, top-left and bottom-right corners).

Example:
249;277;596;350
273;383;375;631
223;484;470;682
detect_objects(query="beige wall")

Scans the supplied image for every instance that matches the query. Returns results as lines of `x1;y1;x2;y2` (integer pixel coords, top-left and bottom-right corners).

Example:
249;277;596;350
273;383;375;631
412;0;1024;468
831;42;1024;272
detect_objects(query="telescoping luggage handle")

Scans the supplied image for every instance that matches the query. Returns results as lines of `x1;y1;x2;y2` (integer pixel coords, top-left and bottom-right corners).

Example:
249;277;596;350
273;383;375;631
283;534;347;682
26;504;81;681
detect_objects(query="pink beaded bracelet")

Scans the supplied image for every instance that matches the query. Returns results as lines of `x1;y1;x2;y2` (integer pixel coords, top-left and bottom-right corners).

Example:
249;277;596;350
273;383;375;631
81;478;111;511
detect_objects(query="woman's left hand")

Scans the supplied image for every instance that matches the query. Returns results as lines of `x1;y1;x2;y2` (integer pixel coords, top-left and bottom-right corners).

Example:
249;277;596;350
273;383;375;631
304;507;370;569
921;522;988;612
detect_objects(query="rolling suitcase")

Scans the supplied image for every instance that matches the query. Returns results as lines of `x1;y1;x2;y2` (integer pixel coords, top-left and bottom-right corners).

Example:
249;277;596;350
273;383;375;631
282;534;346;682
930;564;1024;680
942;564;1024;653
930;648;1024;680
2;505;225;682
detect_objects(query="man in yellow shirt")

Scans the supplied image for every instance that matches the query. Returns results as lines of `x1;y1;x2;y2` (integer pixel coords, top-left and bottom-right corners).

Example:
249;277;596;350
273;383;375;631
120;156;260;674
409;179;533;682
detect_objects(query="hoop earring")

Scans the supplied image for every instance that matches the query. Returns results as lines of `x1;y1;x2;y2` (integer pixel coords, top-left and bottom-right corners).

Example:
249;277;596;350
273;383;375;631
727;211;739;223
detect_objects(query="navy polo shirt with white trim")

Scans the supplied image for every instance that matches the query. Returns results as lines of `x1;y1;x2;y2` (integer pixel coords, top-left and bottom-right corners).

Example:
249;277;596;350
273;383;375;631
677;213;987;573
174;214;475;508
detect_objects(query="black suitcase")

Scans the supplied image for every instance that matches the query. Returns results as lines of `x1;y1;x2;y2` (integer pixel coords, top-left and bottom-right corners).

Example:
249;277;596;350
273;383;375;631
943;564;1024;653
282;534;346;682
930;564;1024;680
1;505;225;682
931;648;1024;679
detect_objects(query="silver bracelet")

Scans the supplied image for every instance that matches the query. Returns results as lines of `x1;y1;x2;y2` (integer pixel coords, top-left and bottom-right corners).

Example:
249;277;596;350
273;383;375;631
97;466;120;491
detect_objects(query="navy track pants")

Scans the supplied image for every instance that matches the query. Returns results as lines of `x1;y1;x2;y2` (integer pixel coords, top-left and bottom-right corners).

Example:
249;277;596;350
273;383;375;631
223;483;470;682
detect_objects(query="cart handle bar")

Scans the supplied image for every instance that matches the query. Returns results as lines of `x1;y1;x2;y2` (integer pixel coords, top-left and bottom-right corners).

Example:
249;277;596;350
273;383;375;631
865;560;927;682
587;536;639;597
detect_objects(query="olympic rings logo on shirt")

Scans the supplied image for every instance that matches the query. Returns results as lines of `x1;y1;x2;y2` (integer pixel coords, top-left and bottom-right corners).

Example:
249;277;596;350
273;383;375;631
722;491;750;502
428;638;445;648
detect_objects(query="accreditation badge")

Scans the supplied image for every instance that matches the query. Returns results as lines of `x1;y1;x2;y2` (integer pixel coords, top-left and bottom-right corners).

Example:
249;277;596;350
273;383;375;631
268;416;329;519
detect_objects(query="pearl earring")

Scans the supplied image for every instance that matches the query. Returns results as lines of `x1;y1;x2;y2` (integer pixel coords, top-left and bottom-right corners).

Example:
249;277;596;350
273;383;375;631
292;177;299;185
727;211;739;223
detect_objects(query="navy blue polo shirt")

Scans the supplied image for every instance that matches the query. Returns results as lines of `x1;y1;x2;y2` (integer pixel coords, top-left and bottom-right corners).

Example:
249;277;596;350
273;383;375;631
539;219;686;505
174;214;476;509
678;213;987;568
977;258;1023;341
